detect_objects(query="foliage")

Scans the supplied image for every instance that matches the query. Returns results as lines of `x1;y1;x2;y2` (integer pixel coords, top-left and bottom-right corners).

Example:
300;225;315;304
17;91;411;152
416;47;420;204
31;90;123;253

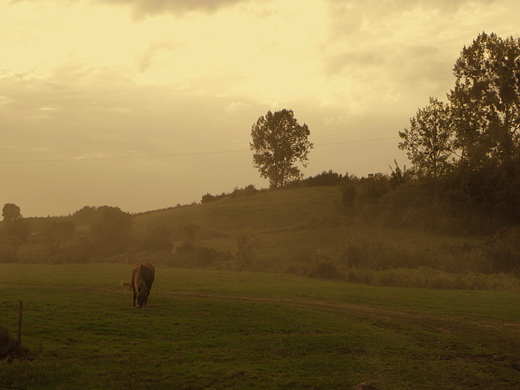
90;206;133;257
339;175;357;209
42;220;76;254
201;185;259;204
449;32;520;167
235;230;255;268
2;203;22;222
250;109;313;188
0;239;17;263
141;224;173;253
1;218;31;248
71;205;98;222
397;32;520;225
399;97;458;178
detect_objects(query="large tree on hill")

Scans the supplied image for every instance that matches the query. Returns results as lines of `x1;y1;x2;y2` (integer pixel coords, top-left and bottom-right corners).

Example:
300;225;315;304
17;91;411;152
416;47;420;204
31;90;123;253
448;32;520;167
250;109;313;188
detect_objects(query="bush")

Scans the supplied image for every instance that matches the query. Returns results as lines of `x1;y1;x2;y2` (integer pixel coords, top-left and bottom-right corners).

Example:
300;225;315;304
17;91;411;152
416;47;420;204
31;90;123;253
309;261;343;280
235;230;255;268
0;241;17;263
142;224;173;253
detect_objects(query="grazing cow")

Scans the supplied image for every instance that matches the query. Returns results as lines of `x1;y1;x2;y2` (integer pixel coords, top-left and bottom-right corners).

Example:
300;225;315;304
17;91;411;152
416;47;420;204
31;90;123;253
131;262;155;308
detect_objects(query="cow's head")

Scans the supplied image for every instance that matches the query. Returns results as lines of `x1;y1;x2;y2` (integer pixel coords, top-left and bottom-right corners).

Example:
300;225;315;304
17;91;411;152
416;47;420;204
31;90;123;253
136;286;148;308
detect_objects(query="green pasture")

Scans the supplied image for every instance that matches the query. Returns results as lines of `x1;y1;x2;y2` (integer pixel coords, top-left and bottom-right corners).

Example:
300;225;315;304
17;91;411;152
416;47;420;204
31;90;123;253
1;264;520;389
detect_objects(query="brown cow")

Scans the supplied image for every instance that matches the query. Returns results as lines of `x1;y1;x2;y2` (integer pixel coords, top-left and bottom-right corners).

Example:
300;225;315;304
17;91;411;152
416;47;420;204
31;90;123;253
131;262;155;308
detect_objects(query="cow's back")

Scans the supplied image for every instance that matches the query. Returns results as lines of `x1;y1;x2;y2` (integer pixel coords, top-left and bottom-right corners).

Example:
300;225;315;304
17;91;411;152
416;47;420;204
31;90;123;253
132;262;155;288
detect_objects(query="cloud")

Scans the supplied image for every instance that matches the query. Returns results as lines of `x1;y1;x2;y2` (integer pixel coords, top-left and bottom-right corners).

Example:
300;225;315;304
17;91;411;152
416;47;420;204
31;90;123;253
10;0;252;20
136;40;181;72
94;0;250;20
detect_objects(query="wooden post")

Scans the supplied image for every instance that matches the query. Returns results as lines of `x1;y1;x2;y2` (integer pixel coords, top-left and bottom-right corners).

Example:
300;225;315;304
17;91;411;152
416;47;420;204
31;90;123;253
18;300;23;346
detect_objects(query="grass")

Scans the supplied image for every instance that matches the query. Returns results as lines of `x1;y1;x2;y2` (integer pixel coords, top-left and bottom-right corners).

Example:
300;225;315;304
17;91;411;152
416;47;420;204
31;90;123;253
1;264;520;389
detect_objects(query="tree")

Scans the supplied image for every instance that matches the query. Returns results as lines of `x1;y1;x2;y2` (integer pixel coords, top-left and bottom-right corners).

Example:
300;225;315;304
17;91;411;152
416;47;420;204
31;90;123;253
448;32;520;167
90;206;133;256
398;97;458;178
250;109;313;188
1;204;29;247
2;204;22;222
142;224;173;253
44;220;76;254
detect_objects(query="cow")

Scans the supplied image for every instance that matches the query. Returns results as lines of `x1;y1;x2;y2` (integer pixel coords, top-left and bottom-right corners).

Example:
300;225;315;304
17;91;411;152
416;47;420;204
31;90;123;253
131;262;155;308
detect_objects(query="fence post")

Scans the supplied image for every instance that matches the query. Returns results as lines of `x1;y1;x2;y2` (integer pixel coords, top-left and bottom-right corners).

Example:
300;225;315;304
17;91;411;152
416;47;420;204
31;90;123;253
18;300;23;346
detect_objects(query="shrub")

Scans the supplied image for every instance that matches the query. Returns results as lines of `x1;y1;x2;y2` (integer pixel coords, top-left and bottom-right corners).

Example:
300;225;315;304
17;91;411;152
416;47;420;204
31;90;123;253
309;261;343;280
0;241;17;263
235;230;255;268
142;224;173;253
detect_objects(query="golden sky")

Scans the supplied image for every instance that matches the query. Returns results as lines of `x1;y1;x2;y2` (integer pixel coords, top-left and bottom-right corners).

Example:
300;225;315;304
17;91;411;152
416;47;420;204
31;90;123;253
1;0;520;217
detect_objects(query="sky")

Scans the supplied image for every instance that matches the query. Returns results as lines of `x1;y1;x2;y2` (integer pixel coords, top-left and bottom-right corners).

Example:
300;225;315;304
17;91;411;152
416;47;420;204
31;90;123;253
1;0;520;218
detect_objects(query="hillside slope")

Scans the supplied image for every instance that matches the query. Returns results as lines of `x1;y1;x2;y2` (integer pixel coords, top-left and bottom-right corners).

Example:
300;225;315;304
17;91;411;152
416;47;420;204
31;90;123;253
133;186;343;236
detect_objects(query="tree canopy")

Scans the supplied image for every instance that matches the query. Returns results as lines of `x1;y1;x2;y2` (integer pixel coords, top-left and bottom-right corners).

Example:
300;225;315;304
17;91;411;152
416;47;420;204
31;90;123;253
2;203;22;222
449;32;520;167
398;32;520;224
398;97;458;178
401;32;520;175
250;109;313;188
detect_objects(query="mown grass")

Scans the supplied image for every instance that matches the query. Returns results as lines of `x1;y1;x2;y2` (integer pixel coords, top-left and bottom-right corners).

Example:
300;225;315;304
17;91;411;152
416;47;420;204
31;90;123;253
1;264;519;389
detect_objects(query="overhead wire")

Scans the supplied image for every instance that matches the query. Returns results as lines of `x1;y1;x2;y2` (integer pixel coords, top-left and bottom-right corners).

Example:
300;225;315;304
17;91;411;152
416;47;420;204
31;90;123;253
0;129;401;165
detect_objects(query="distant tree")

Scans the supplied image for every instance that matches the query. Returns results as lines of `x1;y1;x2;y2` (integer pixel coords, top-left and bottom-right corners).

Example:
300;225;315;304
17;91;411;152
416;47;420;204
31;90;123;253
1;204;30;248
0;238;17;263
44;220;76;254
2;203;22;222
339;175;357;209
359;173;390;201
250;109;313;188
399;97;458;178
389;160;409;188
183;223;200;243
72;206;98;221
90;206;133;256
448;32;520;167
142;224;173;253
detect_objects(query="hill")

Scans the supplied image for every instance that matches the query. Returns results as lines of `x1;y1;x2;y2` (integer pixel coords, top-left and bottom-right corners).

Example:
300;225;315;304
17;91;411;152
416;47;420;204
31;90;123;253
134;186;342;235
130;186;519;290
1;185;519;290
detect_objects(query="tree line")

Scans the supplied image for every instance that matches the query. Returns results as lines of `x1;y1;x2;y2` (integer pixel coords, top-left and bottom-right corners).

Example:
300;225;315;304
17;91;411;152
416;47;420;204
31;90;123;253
397;32;520;227
0;204;170;264
248;32;520;232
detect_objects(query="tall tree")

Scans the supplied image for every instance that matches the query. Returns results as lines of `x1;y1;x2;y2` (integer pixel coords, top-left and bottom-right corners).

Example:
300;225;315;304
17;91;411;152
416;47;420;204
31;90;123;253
448;32;520;167
250;109;313;188
398;97;458;178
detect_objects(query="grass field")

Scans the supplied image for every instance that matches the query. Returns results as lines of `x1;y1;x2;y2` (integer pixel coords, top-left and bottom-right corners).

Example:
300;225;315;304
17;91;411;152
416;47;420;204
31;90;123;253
1;263;519;389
